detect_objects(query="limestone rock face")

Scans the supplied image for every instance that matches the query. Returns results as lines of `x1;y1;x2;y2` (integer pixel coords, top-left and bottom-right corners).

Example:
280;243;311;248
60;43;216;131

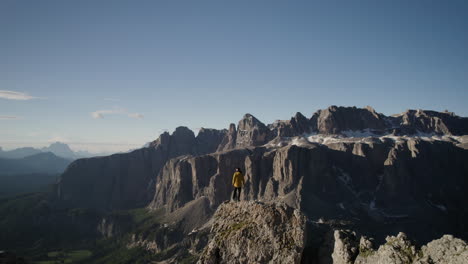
354;232;416;264
149;138;468;245
331;230;359;264
236;114;272;148
270;112;315;137
414;235;468;264
217;123;237;152
341;232;468;264
309;106;468;136
149;145;334;212
57;147;166;210
398;109;468;135
313;106;387;134
198;201;306;264
167;126;196;157
195;128;227;156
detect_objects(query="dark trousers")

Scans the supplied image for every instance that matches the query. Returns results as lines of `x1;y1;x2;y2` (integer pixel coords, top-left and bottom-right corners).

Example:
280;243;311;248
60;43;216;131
232;187;241;201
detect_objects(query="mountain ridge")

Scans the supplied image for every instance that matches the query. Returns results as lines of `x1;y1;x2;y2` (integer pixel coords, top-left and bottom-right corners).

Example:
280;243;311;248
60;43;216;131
0;142;108;160
51;105;468;263
56;106;468;212
0;151;71;175
1;105;467;263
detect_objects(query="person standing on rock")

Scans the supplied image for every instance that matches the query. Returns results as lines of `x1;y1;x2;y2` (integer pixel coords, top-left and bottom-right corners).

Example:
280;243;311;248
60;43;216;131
232;168;245;202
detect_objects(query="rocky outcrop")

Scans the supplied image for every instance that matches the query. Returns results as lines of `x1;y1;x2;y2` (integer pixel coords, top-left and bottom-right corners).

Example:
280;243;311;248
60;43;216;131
331;230;359;264
397;109;468;135
195;128;227;155
306;106;468;136
236;114;272;148
198;201;306;264
329;231;468;264
414;234;468;264
313;106;388;134
354;232;416;264
270;112;315;137
217;124;237;152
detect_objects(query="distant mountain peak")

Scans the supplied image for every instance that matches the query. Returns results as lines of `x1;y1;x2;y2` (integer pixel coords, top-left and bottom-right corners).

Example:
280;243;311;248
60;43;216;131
42;142;76;159
239;113;266;130
0;142;101;160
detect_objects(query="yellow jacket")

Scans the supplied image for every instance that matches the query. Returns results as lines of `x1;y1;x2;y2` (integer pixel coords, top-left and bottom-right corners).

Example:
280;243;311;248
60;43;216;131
232;171;245;188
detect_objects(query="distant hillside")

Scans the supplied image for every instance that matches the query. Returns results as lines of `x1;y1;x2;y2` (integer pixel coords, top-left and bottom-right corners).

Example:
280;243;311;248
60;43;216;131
0;173;59;197
0;142;108;160
0;152;72;175
0;147;42;159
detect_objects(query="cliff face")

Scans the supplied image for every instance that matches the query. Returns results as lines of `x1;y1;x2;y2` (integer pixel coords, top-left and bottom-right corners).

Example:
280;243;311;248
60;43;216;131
313;106;388;134
149;138;467;219
217;123;237;152
148;148;252;211
235;114;272;148
269;112;315;137
56;126;227;210
309;106;468;136
398;109;468;135
57;147;164;210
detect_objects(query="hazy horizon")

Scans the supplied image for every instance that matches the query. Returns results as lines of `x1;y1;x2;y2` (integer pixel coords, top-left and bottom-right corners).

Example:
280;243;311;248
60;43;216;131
2;0;467;153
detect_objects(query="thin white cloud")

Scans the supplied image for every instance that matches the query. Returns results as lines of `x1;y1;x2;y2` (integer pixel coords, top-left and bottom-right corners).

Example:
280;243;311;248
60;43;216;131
128;113;144;119
91;109;124;119
0;115;20;120
0;90;36;100
91;108;143;119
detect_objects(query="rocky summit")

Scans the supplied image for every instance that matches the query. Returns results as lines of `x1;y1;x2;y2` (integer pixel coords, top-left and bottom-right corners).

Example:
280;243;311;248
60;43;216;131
50;106;468;263
198;201;306;264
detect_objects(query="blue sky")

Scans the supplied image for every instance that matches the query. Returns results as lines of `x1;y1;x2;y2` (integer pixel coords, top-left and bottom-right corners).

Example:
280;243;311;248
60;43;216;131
1;0;467;152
